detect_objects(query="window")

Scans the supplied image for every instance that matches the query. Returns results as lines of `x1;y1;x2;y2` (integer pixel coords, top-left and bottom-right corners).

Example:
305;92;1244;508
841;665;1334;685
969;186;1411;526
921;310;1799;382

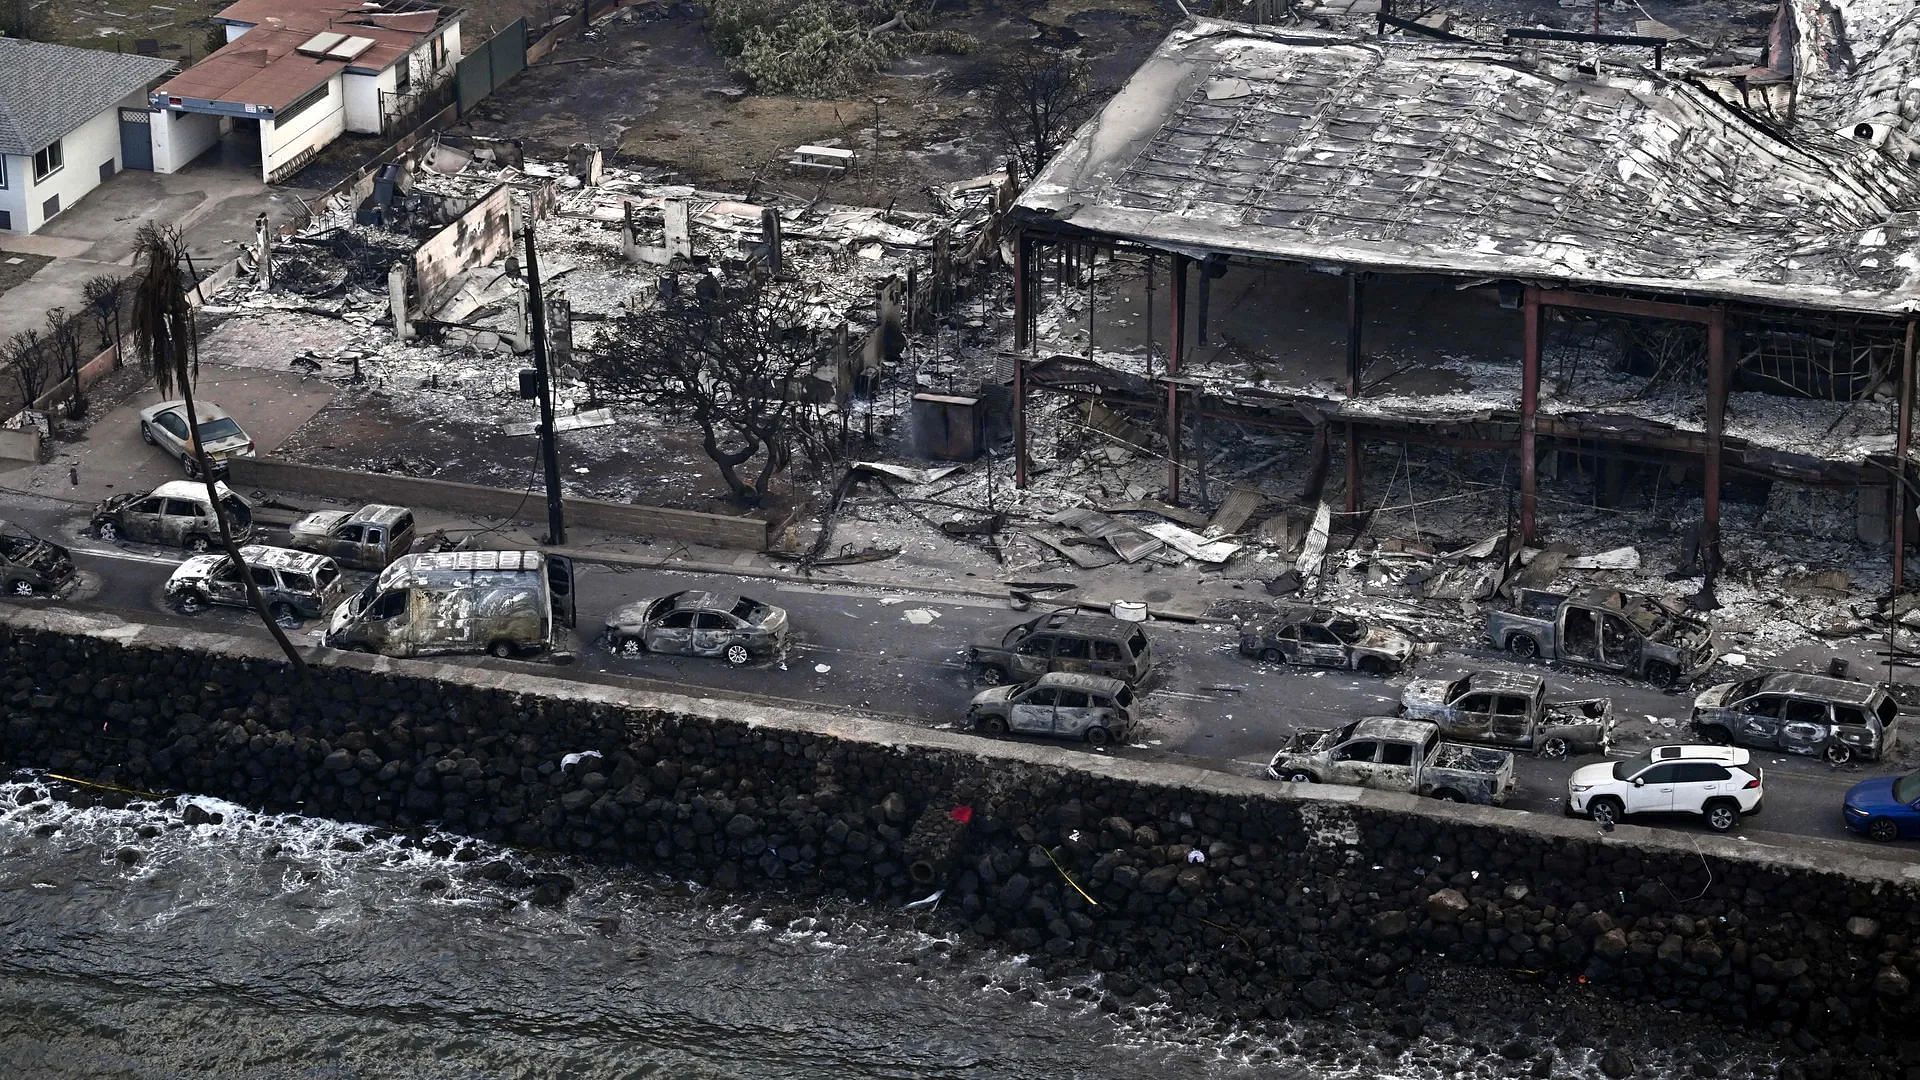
1334;741;1378;763
33;140;62;181
1833;705;1871;729
1093;640;1121;662
371;591;406;620
692;613;729;630
1302;626;1340;645
1638;764;1683;784
250;566;277;588
1456;693;1492;715
395;57;412;93
1675;764;1731;783
0;154;7;188
316;565;339;588
275;83;330;129
363;528;383;547
134;498;164;514
1020;688;1059;707
430;34;446;70
1016;634;1051;656
282;571;314;593
338;524;364;543
658;611;696;630
158;414;188;439
1273;625;1297;641
1781;699;1830;726
1378;742;1415;767
1053;637;1090;660
163;499;200;518
1057;691;1090;709
211;560;241;583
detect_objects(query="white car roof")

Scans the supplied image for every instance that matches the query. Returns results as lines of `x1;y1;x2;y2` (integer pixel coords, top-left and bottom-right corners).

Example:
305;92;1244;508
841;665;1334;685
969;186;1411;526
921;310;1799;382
149;479;238;501
1647;744;1751;766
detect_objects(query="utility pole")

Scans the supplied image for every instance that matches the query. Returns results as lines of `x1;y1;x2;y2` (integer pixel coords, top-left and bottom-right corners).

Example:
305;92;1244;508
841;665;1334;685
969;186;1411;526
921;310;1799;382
524;223;567;546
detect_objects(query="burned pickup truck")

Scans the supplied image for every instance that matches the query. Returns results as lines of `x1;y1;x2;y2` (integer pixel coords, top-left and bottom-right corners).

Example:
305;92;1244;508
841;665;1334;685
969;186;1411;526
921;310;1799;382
1266;717;1517;805
1400;671;1613;758
1487;588;1714;687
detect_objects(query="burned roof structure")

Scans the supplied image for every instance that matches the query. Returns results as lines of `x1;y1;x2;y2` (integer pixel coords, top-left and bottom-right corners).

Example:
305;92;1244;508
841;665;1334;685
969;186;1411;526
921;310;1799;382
1005;11;1920;595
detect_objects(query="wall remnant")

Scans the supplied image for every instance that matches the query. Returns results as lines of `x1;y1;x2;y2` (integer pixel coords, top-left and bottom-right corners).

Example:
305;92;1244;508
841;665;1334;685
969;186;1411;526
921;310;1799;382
409;182;515;316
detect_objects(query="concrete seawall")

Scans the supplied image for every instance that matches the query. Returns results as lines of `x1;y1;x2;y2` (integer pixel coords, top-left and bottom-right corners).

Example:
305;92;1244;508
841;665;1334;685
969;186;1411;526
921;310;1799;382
3;605;1917;1071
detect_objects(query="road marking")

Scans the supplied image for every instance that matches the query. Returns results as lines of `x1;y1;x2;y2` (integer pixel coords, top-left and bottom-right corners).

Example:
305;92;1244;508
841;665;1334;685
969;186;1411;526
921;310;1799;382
71;543;183;568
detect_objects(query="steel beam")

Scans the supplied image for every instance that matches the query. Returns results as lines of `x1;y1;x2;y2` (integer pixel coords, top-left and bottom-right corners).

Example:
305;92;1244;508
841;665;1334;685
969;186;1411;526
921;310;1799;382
1345;272;1364;514
1520;286;1541;542
1534;288;1712;326
1167;253;1189;502
1013;233;1031;489
1704;305;1728;570
1897;319;1916;591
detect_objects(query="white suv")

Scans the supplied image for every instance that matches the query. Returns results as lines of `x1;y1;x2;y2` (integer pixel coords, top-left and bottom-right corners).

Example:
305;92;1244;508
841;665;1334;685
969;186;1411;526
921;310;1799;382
1567;745;1762;832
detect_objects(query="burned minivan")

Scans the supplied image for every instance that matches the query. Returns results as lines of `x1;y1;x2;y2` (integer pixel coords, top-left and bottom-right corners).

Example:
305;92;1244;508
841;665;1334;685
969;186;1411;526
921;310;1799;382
324;549;575;660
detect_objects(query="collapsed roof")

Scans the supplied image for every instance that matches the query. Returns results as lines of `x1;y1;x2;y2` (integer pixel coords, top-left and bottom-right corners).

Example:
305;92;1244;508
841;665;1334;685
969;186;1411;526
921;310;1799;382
1014;18;1920;316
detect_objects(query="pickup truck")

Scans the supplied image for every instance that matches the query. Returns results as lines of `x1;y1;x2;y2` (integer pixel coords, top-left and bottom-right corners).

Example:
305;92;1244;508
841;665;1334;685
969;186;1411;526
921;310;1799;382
1487;587;1714;687
285;503;417;571
1266;717;1517;805
1400;670;1613;758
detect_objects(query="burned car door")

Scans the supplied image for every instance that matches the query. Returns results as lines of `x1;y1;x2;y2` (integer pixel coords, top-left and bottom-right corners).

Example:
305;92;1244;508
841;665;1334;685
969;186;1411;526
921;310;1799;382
691;612;733;656
647;610;697;654
1051;635;1094;675
1445;691;1497;741
161;498;205;545
120;496;168;542
1328;740;1380;786
1297;625;1347;667
1489;694;1533;745
1373;740;1418;791
1598;612;1636;671
1054;689;1097;737
1009;686;1058;734
331;523;366;564
1090;638;1128;680
1560;606;1602;664
1735;693;1785;748
1012;632;1054;679
1779;699;1832;755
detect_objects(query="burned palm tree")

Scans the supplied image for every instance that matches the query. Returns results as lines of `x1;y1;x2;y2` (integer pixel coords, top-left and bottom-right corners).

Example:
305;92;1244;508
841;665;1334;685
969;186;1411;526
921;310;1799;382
130;223;309;676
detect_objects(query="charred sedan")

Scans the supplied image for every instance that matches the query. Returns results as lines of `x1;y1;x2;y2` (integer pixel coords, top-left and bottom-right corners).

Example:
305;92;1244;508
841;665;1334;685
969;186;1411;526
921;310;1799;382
1691;672;1898;764
0;519;75;597
967;672;1136;747
1239;606;1415;674
605;590;790;665
138;399;255;477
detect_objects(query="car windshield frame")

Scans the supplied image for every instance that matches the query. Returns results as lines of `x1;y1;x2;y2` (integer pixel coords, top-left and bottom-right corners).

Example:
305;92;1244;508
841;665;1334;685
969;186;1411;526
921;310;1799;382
1895;771;1920;804
197;417;245;442
1611;750;1655;782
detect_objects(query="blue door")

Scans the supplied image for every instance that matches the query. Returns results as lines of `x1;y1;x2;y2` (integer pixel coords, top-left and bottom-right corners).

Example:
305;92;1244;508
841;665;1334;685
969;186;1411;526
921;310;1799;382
119;108;153;171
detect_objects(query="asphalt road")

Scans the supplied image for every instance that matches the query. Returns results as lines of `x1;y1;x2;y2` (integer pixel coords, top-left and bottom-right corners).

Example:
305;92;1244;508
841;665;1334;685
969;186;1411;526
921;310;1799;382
6;492;1916;863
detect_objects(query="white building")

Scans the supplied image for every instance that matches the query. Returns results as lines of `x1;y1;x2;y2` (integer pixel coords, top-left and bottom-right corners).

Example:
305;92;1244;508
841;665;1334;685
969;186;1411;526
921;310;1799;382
149;0;464;184
0;39;174;235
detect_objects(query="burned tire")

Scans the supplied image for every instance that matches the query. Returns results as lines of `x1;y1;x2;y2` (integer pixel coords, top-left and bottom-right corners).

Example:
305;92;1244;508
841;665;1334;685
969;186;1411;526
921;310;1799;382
1283;770;1316;784
487;640;516;660
972;664;1007;687
140;421;156;446
184;534;212;554
1538;736;1570;760
1357;656;1391;677
171;589;208;615
1869;818;1900;843
269;602;298;625
1703;800;1740;833
1588;797;1623;826
1431;789;1464;803
1825;742;1854;766
1259;647;1285;665
1505;634;1541;659
181;453;199;478
979;715;1008;736
1084;726;1113;748
1644;661;1679;689
95;521;119;542
1698;725;1732;746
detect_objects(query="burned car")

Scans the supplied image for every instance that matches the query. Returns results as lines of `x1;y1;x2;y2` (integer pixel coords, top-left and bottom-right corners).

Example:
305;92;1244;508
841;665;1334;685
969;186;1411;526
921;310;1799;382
286;503;417;570
605;590;790;666
91;480;254;551
166;544;346;622
1401;670;1613;758
1691;672;1898;764
967;672;1136;747
1266;717;1516;805
1239;606;1416;675
0;519;75;597
1487;587;1714;687
968;613;1152;687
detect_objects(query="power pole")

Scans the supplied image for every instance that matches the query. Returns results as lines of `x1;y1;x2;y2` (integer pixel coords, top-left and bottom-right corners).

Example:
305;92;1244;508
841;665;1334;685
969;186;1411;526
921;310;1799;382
524;223;567;546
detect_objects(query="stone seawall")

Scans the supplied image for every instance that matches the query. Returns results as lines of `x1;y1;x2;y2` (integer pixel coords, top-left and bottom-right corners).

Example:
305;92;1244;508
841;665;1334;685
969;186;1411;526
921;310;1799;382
4;608;1920;1072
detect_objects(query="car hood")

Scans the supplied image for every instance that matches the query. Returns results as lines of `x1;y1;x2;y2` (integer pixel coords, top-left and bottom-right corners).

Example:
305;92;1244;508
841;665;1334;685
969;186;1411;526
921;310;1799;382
1569;762;1616;788
1694;682;1737;710
1845;775;1903;813
606;600;654;628
971;686;1018;707
291;510;351;538
1400;677;1451;708
166;553;225;586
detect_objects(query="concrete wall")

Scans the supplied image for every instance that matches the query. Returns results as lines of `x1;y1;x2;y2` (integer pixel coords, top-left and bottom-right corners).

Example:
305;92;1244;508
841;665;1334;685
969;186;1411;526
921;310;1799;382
410;181;513;314
150;109;223;175
1;605;1917;1078
225;456;778;549
261;74;346;184
3;99;131;233
0;427;40;463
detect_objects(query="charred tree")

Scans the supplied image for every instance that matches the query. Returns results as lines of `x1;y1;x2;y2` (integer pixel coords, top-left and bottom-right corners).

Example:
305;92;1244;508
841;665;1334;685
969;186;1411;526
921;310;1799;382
986;45;1103;179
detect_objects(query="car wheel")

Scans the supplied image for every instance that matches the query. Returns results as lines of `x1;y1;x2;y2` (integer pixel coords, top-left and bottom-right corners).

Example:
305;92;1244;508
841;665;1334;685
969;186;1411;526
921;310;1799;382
615;635;646;657
1644;661;1678;689
1538;736;1570;760
172;589;207;614
1588;797;1623;826
980;715;1008;736
7;579;32;597
185;534;212;554
1357;656;1390;676
269;602;298;625
1285;770;1316;783
972;664;1006;687
1431;789;1463;803
1699;726;1732;746
140;421;156;446
1869;818;1900;843
1259;647;1285;664
1506;634;1540;659
487;640;516;659
725;643;751;666
95;521;119;542
1703;800;1740;833
1824;743;1854;766
1084;726;1112;748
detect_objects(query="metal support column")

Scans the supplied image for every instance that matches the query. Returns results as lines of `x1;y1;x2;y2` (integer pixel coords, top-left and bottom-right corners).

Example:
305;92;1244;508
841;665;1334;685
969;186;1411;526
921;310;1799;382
1704;306;1727;579
1013;233;1031;489
1896;319;1916;591
523;224;566;546
1519;286;1541;543
1167;254;1189;503
1345;273;1364;515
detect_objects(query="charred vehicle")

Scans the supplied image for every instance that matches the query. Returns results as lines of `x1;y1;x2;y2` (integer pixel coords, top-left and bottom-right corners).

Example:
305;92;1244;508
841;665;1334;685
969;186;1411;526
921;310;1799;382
1239;606;1416;674
91;481;254;551
967;672;1136;747
324;550;575;660
1487;588;1714;686
166;545;346;621
285;504;417;570
1691;672;1898;764
1400;670;1613;758
968;614;1153;687
0;520;75;597
604;591;790;666
1266;717;1516;805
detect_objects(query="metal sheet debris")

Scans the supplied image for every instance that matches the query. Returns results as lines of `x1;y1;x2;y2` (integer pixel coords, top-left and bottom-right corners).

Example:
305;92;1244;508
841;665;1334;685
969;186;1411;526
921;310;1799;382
1140;521;1243;564
1050;508;1165;563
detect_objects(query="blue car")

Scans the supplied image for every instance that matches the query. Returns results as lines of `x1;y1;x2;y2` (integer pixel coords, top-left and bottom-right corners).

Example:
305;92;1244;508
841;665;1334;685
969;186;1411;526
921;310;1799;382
1843;770;1920;842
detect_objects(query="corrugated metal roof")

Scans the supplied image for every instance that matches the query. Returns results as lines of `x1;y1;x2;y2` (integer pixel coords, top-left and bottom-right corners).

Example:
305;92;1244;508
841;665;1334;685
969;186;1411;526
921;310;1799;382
1015;19;1920;316
0;38;174;155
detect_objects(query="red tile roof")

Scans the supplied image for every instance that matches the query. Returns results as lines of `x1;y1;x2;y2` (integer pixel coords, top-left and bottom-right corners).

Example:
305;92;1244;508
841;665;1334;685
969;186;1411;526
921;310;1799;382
156;1;458;111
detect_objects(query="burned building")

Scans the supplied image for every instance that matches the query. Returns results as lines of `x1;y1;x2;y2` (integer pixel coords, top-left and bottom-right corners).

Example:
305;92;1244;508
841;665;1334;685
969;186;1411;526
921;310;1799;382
1006;7;1920;594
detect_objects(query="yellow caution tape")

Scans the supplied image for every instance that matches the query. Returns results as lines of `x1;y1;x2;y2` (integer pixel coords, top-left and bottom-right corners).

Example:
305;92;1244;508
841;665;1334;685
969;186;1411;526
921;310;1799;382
1040;844;1100;907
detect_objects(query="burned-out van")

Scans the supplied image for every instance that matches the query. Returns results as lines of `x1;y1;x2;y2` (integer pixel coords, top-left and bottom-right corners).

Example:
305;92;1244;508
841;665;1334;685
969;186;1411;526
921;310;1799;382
323;549;575;660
